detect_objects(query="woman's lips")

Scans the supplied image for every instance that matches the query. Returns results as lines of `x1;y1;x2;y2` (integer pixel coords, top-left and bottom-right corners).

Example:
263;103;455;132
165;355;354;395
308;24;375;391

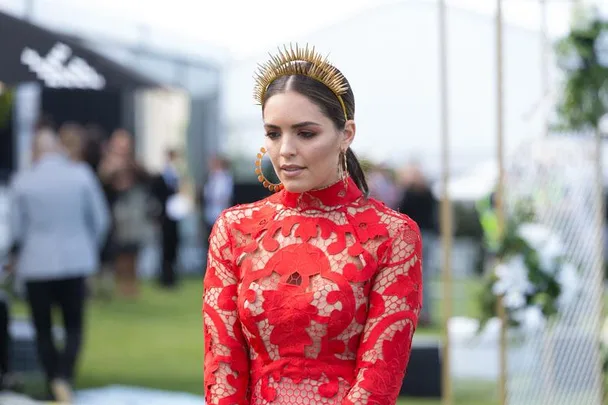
281;165;306;178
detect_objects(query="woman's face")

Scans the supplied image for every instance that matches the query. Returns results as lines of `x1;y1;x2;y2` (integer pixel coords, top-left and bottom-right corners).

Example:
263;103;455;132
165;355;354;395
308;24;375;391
262;91;355;193
108;130;133;158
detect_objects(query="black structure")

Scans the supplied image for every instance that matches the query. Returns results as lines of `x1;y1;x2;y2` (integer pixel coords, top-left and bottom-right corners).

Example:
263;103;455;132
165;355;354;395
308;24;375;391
0;9;223;189
0;11;162;176
0;11;156;90
400;341;442;398
0;90;14;182
40;89;123;137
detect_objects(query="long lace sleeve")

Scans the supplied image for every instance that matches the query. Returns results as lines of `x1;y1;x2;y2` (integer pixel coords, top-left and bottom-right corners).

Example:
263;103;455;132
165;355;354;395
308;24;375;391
343;221;423;405
203;213;250;405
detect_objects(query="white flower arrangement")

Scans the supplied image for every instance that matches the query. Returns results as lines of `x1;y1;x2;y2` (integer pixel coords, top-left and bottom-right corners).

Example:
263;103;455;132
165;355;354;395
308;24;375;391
479;219;581;332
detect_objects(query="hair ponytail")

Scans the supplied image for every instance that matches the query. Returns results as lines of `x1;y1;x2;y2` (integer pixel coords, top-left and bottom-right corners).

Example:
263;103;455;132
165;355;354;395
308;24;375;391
345;147;368;196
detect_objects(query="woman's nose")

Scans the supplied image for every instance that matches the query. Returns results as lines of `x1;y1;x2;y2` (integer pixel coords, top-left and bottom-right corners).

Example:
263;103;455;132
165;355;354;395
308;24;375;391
279;135;297;157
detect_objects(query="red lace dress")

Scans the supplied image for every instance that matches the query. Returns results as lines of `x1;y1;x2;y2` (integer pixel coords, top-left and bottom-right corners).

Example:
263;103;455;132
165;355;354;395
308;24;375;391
203;178;423;405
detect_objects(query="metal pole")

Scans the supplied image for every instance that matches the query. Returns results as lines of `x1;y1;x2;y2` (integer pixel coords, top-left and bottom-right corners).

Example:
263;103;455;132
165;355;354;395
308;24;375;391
439;0;453;403
594;125;605;405
495;0;507;404
538;2;556;401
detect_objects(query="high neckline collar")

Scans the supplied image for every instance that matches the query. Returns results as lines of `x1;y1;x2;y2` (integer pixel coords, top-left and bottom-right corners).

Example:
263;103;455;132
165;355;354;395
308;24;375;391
279;177;363;209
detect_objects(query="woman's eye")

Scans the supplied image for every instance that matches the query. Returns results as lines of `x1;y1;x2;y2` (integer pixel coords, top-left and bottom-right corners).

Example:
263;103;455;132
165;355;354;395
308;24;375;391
299;131;316;139
265;132;280;139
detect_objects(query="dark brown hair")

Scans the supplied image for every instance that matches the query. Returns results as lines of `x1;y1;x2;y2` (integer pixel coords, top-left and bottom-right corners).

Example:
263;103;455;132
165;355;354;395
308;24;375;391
35;114;56;132
263;64;369;195
59;122;86;161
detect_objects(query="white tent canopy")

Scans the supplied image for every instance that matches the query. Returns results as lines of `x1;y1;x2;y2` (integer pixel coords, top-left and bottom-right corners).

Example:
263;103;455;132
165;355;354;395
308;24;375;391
432;160;497;202
434;135;608;203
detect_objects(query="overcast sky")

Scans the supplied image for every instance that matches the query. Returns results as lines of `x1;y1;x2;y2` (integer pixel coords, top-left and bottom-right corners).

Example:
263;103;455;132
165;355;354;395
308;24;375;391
3;0;606;59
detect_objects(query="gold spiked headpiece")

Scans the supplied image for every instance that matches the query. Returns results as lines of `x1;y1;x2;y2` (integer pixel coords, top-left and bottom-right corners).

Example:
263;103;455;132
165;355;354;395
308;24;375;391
253;44;349;121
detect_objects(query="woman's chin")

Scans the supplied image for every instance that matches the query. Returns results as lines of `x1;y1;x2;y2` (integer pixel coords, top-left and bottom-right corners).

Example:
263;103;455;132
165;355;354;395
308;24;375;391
280;178;312;194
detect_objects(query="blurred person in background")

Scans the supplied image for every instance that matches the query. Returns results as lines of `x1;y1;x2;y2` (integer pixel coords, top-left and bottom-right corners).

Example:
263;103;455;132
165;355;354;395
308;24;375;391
397;162;437;326
81;124;114;299
368;163;399;209
149;148;182;288
59;122;87;163
202;156;234;239
83;124;106;173
59;123;113;299
162;148;180;193
7;125;109;402
98;129;154;298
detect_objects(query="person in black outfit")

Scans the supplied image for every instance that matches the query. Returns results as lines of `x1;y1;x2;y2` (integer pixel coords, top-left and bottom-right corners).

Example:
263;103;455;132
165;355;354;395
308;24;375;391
149;149;181;288
398;182;437;232
83;124;106;173
397;167;438;326
149;174;179;288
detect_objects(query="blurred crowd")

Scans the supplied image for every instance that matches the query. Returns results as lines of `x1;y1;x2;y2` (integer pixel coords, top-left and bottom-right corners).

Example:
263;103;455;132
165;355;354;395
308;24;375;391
0;118;237;402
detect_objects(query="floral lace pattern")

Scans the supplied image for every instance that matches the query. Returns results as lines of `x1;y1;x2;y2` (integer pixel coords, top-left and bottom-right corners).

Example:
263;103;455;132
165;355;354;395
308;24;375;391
203;178;423;405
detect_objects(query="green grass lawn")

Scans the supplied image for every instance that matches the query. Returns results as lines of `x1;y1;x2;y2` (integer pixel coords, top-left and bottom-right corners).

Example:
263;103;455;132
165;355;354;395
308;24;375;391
12;277;498;404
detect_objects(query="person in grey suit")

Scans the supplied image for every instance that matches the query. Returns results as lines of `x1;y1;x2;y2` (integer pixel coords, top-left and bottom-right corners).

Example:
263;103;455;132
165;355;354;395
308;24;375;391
7;128;110;402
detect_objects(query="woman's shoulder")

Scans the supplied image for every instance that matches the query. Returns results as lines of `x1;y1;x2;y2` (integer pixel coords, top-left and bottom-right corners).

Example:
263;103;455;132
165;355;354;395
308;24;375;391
363;196;421;238
216;195;277;229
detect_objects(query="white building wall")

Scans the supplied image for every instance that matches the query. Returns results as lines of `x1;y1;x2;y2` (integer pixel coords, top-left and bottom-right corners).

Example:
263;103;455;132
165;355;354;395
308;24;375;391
221;1;548;178
135;88;191;173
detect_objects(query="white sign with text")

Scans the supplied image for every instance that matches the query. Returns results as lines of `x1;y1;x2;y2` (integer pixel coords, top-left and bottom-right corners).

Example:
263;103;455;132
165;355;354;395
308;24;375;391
21;42;106;90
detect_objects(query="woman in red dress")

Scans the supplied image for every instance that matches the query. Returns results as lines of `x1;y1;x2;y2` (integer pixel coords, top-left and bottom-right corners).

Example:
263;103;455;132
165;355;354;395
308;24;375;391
203;45;423;405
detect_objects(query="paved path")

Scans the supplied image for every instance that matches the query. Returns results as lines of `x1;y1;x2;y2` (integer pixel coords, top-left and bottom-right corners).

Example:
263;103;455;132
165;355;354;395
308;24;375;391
0;386;207;405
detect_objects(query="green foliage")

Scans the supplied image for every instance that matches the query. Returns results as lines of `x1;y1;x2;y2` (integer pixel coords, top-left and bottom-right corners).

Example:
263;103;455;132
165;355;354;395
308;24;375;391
0;89;13;130
454;202;484;239
477;202;564;330
554;8;608;131
358;157;375;174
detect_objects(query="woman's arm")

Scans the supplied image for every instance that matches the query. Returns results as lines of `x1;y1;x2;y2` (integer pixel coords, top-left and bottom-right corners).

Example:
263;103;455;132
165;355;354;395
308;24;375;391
343;221;423;405
203;213;250;405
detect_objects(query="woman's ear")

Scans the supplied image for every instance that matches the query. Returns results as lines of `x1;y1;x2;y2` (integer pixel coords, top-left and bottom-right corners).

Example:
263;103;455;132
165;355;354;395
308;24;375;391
341;120;356;150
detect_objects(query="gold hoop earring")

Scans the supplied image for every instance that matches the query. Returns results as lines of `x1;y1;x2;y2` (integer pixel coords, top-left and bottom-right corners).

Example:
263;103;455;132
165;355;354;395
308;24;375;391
255;147;283;192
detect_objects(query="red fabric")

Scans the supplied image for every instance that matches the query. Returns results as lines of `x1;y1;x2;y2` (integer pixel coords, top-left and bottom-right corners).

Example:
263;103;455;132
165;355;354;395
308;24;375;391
203;178;423;405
